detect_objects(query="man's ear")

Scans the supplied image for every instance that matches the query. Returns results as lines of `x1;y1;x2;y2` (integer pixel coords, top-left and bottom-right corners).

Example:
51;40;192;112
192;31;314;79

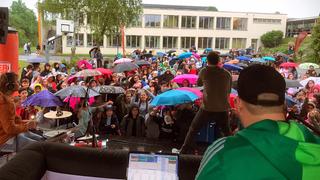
234;96;241;112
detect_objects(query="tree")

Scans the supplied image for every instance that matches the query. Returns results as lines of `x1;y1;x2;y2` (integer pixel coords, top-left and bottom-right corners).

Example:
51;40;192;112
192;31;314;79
207;6;218;11
38;0;87;57
260;30;284;48
85;0;142;47
310;17;320;63
9;0;38;47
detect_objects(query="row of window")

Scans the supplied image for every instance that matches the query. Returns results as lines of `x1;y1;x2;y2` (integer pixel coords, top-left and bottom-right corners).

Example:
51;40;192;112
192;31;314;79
67;34;250;49
253;18;282;24
135;15;248;30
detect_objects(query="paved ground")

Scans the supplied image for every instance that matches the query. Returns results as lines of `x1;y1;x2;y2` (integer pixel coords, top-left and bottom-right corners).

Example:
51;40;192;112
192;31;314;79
19;54;70;62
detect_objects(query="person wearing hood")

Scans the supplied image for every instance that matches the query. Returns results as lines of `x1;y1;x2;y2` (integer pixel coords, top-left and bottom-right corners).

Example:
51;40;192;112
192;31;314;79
196;65;320;180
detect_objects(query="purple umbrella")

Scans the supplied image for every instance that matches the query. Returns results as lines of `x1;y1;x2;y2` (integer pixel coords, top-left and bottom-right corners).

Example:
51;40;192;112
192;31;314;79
22;90;63;107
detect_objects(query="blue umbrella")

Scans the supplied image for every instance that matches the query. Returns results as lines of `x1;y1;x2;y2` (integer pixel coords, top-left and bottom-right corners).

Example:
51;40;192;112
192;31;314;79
157;52;167;57
262;56;276;61
231;88;238;95
22;90;63;107
285;95;298;107
236;56;251;61
205;48;213;52
223;64;243;71
250;58;266;63
151;90;199;106
178;52;193;59
28;56;47;63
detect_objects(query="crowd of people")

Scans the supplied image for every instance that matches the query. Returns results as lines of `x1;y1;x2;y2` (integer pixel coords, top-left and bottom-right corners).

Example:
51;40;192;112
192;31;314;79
1;45;320;153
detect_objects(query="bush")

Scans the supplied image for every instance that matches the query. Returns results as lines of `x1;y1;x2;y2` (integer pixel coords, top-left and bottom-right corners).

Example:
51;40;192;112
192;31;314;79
260;30;284;48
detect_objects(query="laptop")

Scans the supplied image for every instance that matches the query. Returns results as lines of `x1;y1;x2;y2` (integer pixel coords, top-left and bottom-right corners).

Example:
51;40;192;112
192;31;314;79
127;152;179;180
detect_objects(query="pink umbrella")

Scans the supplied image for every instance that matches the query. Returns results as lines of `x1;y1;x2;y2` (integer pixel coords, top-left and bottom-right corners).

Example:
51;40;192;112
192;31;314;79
280;62;297;68
114;58;133;65
172;74;198;85
67;75;77;84
192;52;201;60
177;87;202;98
78;60;93;69
64;97;95;110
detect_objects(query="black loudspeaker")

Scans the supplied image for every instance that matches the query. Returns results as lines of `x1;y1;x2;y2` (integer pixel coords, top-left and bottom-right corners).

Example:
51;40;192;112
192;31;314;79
0;7;8;44
5;73;15;91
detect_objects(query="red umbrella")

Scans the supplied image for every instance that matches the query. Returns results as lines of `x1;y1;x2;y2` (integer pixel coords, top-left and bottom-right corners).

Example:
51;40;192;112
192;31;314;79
280;62;297;68
96;68;112;77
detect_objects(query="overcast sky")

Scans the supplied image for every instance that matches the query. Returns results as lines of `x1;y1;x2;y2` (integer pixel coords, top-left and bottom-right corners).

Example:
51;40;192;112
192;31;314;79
2;0;320;18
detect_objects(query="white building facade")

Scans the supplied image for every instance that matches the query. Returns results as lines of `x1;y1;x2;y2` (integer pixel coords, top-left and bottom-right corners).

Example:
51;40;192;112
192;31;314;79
61;4;287;54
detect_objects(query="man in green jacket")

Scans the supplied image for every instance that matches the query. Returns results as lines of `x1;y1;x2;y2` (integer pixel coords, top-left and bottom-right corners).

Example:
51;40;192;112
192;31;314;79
196;65;320;180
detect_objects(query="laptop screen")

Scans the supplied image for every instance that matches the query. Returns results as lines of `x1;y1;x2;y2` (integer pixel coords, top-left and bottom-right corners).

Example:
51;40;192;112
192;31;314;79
128;153;179;180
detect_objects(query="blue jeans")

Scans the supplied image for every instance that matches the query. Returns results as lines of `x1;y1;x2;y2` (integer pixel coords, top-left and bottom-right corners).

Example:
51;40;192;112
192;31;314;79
0;132;44;152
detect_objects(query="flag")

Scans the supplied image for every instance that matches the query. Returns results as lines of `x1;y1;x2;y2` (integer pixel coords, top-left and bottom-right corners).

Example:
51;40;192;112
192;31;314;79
294;31;308;53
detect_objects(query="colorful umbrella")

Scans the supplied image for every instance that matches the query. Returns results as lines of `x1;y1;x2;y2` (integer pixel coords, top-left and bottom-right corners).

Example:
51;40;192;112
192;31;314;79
157;52;167;57
93;86;125;94
114;58;133;65
223;64;243;71
300;77;320;87
236;56;251;61
135;60;151;66
28;56;47;63
250;58;266;63
280;62;297;68
22;90;63;107
55;85;100;99
74;69;102;77
151;90;199;106
178;52;193;59
77;60;93;69
112;62;139;73
262;56;276;61
192;52;201;60
298;63;320;70
177;87;202;98
96;68;113;77
172;74;198;85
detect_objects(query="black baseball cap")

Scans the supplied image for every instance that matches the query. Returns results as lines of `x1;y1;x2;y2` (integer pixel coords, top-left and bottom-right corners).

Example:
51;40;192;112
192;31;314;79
238;64;285;106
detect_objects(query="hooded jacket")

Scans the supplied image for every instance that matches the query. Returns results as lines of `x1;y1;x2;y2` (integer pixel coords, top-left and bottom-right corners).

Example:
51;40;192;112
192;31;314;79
196;120;320;180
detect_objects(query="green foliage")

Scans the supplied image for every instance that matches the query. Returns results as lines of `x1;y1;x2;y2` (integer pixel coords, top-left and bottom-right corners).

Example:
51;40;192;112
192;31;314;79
309;17;320;64
86;0;143;45
260;30;284;48
9;0;38;47
207;6;218;11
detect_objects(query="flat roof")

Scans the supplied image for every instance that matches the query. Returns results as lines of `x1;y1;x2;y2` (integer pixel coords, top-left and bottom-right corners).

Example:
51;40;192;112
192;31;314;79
287;16;318;22
142;4;287;15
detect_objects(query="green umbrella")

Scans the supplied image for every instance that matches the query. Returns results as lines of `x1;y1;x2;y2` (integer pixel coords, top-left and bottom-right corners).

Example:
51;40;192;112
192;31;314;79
298;63;320;70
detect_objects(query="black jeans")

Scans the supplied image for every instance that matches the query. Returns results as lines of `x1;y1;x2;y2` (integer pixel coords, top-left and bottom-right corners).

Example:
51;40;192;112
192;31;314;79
180;108;230;154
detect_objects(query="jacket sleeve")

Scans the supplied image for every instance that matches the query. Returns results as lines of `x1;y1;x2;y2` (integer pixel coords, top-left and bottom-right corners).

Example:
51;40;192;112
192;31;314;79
120;117;127;135
197;69;204;86
0;98;28;135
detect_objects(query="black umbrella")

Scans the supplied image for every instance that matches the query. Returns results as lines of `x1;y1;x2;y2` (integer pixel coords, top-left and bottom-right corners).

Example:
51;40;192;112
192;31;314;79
169;58;180;66
200;54;207;58
112;62;139;73
89;46;98;56
141;53;153;58
285;79;303;88
166;50;176;54
219;53;232;57
135;60;151;66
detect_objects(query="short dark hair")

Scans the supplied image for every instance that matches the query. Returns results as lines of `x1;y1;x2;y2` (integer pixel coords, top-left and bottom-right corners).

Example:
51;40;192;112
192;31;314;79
207;52;220;65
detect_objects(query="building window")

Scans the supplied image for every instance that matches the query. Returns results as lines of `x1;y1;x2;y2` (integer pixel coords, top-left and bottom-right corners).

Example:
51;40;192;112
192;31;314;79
163;15;179;28
233;18;248;31
129;16;142;27
87;34;103;47
198;37;212;49
181;37;196;49
181;16;197;28
106;35;121;47
87;13;92;25
145;36;160;48
163;36;178;49
67;33;84;47
126;35;141;48
251;39;258;52
253;18;281;24
144;15;161;28
199;16;214;29
232;38;247;49
216;17;231;30
215;37;230;49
